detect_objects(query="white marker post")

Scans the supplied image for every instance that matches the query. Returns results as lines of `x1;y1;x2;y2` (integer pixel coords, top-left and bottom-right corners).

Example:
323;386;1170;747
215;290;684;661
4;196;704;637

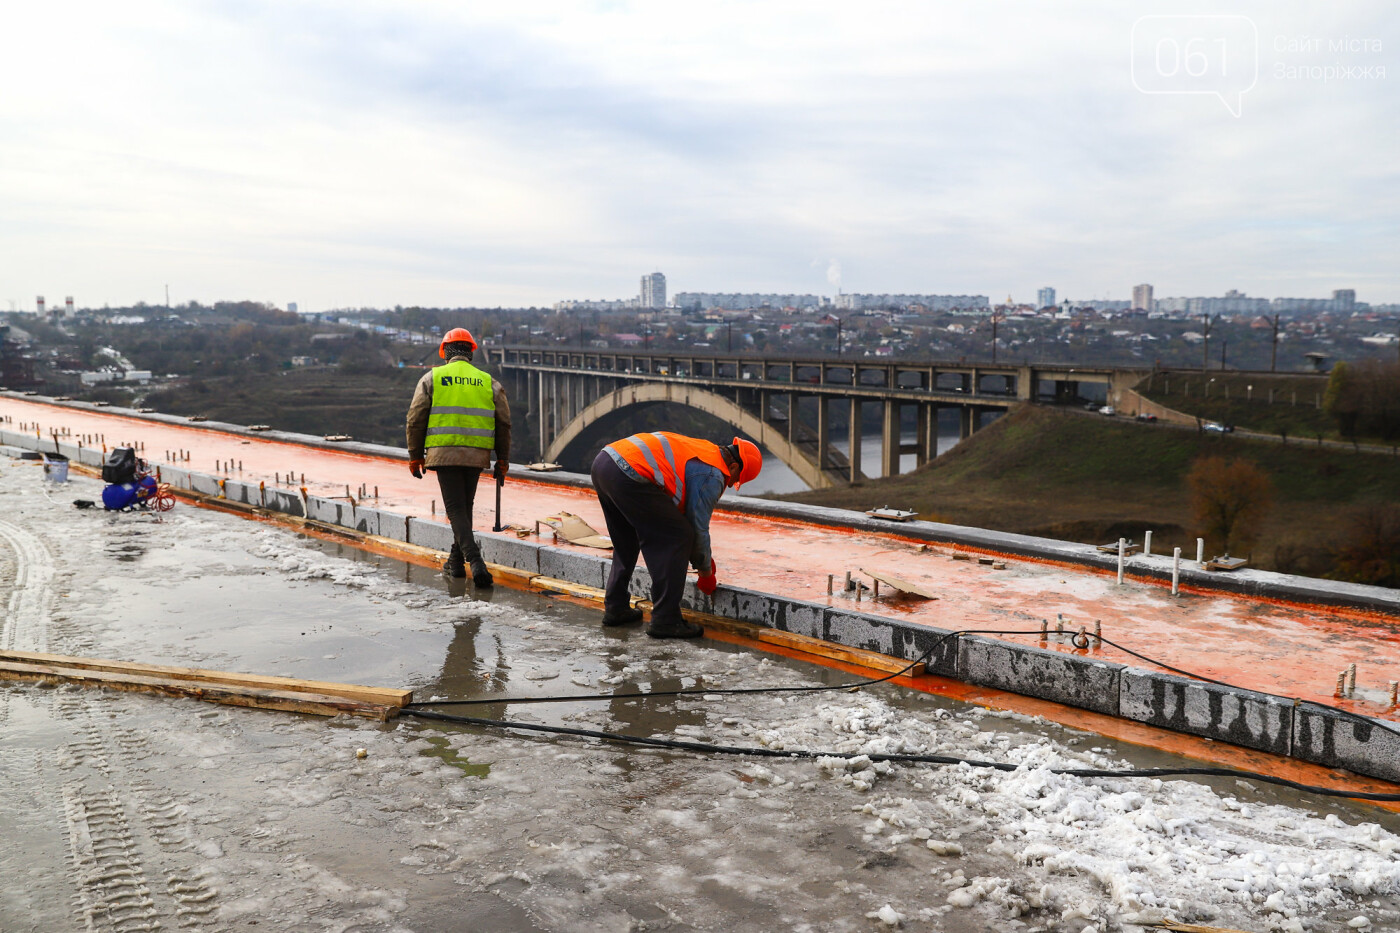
1143;530;1152;556
1117;537;1126;585
1172;547;1181;596
1196;538;1205;565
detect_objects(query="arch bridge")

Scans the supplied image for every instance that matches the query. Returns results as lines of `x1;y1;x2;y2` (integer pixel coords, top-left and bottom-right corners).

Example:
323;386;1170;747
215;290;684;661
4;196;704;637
485;346;1147;488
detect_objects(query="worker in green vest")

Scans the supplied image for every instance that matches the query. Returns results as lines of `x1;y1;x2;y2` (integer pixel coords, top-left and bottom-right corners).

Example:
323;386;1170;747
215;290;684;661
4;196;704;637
406;327;511;587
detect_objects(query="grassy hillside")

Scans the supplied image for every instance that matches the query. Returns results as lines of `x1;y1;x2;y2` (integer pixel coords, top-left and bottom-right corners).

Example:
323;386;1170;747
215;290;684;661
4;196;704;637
140;367;426;447
779;404;1400;574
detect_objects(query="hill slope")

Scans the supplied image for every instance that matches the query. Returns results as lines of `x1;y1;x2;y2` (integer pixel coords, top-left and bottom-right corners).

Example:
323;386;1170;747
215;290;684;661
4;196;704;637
778;405;1400;574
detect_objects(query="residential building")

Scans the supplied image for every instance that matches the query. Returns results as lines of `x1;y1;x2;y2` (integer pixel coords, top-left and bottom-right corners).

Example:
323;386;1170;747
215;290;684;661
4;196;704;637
640;272;666;310
1132;284;1154;312
1037;287;1056;309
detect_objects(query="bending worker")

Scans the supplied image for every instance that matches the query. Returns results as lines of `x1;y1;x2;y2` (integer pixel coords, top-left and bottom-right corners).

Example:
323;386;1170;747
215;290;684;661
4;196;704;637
406;328;511;588
591;432;761;638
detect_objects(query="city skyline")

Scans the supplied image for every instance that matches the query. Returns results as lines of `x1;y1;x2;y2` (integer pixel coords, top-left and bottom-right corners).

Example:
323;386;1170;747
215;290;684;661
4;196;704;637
2;1;1397;312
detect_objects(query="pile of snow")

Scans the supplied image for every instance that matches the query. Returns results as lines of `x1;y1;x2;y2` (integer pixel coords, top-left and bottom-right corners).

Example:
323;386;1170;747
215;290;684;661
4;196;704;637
724;692;1400;930
248;530;377;588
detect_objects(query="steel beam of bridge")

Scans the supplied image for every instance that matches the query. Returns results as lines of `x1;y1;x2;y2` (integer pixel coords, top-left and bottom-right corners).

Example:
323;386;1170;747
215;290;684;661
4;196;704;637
486;346;1147;488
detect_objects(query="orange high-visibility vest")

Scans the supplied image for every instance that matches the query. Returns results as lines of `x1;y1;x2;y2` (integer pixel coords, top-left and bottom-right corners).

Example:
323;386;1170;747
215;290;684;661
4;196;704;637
607;432;730;510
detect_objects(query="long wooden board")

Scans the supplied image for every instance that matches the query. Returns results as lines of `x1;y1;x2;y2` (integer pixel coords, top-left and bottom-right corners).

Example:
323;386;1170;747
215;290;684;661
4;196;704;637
698;615;925;676
0;650;411;708
859;568;939;600
0;659;397;720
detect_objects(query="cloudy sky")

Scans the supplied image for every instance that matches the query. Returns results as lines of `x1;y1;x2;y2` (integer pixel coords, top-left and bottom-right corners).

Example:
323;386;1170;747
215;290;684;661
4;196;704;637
2;1;1396;311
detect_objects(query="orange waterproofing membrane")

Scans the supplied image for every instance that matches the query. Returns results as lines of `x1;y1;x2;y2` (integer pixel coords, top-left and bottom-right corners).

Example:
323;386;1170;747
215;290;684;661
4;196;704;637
4;396;1398;731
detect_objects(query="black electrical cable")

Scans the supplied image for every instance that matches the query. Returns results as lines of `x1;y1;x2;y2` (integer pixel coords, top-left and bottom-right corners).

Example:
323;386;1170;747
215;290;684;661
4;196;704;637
405;625;1400;802
409;625;1400;741
400;707;1400;802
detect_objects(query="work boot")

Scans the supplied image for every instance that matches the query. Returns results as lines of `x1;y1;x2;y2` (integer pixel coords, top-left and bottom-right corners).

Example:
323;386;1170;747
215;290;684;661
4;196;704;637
600;606;644;627
442;544;466;578
469;558;494;588
646;618;704;639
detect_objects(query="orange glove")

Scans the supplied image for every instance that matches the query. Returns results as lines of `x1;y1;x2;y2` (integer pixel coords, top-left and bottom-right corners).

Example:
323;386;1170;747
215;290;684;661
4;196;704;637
409;458;424;479
696;559;718;595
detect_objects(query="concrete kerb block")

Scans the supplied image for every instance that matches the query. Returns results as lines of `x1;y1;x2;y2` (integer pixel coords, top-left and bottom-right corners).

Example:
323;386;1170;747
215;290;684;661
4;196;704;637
961;636;1123;717
408;517;454;554
625;565;654;601
475;532;541;574
1119;668;1293;757
710;585;787;629
268;488;306;518
221;480;254;505
158;466;192;490
1291;704;1400;784
537;545;607;589
782;600;825;640
820;609;957;675
188;471;221;498
825;608;893;656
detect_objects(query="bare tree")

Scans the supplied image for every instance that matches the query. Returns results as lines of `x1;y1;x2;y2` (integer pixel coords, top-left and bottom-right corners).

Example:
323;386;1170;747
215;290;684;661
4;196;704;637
1329;503;1400;588
1187;456;1274;556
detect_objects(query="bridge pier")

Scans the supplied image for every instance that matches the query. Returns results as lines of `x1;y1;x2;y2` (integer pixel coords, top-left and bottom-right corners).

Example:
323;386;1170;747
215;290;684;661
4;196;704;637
882;400;899;478
817;396;830;470
848;398;862;483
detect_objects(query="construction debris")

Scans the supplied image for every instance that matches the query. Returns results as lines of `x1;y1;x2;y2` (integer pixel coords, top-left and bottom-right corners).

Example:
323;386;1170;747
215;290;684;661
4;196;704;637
539;511;612;549
859;568;938;600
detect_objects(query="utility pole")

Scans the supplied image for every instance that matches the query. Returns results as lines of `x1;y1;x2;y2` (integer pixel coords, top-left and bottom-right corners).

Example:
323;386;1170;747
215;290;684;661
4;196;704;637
165;284;170;308
835;318;842;356
726;321;732;353
991;313;1001;364
1270;313;1280;372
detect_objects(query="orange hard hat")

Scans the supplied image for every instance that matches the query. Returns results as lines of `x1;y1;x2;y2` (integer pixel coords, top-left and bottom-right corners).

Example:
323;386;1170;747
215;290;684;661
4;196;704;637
439;327;478;358
732;437;762;488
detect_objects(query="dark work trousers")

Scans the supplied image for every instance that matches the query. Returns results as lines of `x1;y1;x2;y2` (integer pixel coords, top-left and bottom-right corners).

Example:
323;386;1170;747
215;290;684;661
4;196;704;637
434;466;484;562
591;452;695;629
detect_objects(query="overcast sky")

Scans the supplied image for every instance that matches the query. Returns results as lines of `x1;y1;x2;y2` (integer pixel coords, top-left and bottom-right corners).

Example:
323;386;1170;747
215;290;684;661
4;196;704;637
2;1;1396;312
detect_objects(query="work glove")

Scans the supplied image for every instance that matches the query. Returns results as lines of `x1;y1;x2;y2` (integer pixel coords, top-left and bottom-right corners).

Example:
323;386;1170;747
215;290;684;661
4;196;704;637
409;458;424;479
696;559;718;596
493;459;508;481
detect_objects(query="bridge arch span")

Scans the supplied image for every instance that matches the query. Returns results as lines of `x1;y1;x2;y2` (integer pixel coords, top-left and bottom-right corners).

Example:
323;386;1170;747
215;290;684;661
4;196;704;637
545;382;836;490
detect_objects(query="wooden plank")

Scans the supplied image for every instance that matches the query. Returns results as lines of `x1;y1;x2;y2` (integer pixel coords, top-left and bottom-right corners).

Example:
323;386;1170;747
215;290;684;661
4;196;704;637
528;577;606;600
697;615;924;676
0;660;395;720
858;567;939;600
0;650;411;707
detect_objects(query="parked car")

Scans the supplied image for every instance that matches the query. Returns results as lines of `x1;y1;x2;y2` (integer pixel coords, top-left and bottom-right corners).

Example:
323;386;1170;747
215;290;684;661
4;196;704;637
1135;412;1157;422
1098;406;1116;416
1203;421;1234;433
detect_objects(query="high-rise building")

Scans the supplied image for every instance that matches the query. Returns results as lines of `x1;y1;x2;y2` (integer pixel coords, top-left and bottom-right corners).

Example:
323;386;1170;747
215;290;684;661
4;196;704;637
1037;287;1056;309
1132;283;1154;311
1332;289;1356;311
640;272;666;310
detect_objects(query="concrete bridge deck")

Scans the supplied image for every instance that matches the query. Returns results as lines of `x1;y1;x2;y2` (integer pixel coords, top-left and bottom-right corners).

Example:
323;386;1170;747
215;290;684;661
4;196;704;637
2;393;1397;787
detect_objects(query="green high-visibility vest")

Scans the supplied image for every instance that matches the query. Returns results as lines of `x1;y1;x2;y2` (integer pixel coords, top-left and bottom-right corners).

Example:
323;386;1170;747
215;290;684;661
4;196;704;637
425;360;496;450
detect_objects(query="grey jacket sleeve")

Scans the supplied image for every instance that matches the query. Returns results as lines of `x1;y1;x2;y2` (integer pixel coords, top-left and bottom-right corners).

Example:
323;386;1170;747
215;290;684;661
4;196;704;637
405;372;434;458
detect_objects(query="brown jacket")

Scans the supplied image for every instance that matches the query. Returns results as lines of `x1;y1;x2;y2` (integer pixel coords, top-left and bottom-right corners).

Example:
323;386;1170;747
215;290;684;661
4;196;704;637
405;353;512;469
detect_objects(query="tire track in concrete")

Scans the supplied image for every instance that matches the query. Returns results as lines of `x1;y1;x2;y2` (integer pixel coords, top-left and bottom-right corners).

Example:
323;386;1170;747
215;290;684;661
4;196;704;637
0;509;224;930
0;516;54;653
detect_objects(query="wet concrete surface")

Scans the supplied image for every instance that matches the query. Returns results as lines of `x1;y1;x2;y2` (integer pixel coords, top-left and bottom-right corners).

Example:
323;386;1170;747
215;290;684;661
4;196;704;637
2;462;1400;932
2;396;1397;728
